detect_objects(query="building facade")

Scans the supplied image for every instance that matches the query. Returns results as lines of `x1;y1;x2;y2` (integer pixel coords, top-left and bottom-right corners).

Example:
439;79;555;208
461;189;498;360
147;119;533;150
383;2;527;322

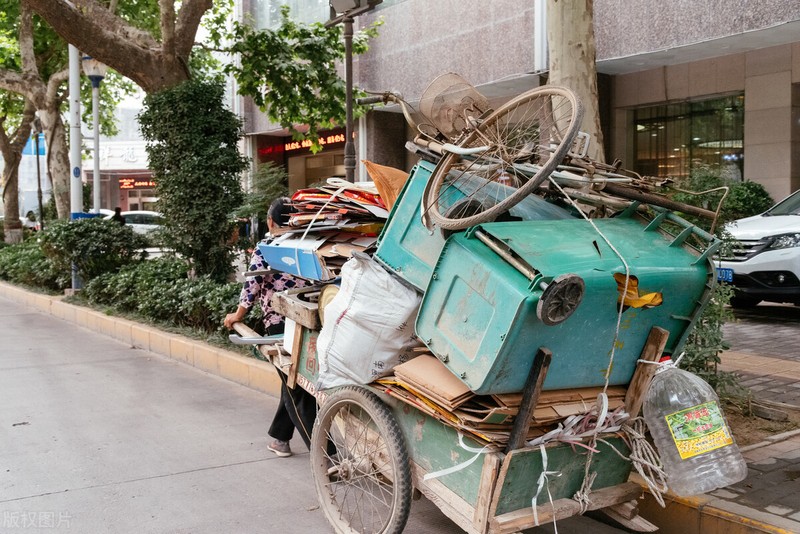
237;0;800;201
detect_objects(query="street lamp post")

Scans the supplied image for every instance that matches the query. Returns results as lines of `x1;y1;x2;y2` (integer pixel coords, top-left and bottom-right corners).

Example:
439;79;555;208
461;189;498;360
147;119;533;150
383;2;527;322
327;0;382;182
32;115;44;231
82;56;108;213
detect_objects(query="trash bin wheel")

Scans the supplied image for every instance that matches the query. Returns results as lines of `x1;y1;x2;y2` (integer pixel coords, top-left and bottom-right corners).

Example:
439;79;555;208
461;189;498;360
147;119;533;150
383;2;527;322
310;386;412;534
537;273;585;326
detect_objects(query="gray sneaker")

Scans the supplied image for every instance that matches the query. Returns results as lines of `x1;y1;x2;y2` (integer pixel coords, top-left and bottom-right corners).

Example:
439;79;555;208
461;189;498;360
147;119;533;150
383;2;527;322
268;439;292;457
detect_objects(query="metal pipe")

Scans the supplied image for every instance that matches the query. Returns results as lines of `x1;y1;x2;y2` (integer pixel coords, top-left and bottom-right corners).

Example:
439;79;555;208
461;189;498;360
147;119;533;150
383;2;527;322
68;45;83;290
474;229;538;281
91;83;101;212
343;15;355;182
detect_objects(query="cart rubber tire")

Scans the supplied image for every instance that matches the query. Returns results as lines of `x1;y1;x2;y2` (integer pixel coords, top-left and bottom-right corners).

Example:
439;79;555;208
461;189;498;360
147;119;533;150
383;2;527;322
310;386;412;534
423;85;583;231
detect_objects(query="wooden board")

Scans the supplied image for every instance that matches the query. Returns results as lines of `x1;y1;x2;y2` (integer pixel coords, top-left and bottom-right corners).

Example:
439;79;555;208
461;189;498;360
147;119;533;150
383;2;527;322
287;321;304;389
624;326;669;417
491;481;642;533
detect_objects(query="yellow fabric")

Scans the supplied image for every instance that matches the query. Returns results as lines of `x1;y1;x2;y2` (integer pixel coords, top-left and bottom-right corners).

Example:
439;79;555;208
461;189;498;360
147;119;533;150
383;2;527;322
614;273;663;308
363;160;409;210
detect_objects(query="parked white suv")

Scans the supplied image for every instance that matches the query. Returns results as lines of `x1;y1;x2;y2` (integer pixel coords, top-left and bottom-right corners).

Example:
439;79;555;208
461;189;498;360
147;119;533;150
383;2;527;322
716;189;800;307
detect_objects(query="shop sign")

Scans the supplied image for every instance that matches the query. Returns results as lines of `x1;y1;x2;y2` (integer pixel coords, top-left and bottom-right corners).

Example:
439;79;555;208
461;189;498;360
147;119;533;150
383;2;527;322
119;177;156;190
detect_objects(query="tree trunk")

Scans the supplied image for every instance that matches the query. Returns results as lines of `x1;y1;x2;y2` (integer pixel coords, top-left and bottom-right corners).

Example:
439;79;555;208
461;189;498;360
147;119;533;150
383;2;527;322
39;108;71;219
547;0;605;163
0;101;35;243
2;164;24;244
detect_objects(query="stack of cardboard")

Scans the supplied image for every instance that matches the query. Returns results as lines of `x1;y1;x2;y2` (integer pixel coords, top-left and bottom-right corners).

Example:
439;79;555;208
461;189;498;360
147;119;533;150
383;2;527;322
259;182;389;280
379;354;626;446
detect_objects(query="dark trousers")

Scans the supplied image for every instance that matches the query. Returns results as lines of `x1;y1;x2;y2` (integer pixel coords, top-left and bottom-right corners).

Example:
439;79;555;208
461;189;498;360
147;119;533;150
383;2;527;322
268;372;318;449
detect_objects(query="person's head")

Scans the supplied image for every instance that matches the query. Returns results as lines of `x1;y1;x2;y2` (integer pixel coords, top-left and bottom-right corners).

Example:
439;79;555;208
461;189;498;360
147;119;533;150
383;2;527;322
114;207;122;215
267;197;292;233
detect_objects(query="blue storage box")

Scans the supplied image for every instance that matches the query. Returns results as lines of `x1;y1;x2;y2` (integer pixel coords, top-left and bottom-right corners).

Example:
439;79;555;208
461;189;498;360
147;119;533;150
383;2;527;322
258;233;331;280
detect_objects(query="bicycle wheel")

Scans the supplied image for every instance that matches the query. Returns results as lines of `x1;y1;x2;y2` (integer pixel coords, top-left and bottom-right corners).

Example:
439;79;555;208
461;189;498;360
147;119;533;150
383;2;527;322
423;86;583;230
310;386;412;534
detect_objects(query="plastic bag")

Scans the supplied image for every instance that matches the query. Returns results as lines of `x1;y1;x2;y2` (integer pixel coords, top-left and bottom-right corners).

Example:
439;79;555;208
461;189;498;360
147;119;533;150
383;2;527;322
317;252;422;390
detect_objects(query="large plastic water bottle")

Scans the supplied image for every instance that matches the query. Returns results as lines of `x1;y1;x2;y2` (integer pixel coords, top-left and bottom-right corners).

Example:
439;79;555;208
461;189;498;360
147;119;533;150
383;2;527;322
643;356;748;496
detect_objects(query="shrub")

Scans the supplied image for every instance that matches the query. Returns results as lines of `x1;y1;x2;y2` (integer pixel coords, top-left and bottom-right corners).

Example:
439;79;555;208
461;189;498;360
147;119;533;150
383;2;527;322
83;257;241;335
138;79;247;283
0;238;65;290
39;218;149;282
670;165;774;230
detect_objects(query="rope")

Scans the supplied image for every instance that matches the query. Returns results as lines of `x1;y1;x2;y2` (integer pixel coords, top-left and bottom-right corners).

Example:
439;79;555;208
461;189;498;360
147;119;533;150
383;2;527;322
547;176;632;514
622;417;669;507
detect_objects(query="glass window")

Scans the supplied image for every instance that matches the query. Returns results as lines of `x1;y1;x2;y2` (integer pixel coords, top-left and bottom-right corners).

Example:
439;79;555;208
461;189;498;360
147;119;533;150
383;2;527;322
252;0;331;29
633;94;744;180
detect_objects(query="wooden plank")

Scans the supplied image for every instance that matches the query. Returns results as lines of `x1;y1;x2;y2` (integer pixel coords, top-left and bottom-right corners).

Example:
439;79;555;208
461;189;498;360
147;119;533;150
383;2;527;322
287;321;304;389
270;287;322;330
597;501;659;532
505;347;552;453
490;481;642;533
624;326;669;418
472;452;502;534
410;461;480;534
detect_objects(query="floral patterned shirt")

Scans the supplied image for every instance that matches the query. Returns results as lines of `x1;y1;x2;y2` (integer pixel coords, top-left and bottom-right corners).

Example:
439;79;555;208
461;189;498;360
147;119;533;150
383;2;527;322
239;247;307;329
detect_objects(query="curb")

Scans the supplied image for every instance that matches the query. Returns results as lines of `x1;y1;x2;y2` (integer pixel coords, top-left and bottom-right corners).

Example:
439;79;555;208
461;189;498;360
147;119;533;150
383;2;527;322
636;485;800;534
0;282;282;398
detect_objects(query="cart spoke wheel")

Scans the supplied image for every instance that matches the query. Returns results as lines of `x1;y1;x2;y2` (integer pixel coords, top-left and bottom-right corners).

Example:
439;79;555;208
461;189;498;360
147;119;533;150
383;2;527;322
311;386;412;534
422;86;583;231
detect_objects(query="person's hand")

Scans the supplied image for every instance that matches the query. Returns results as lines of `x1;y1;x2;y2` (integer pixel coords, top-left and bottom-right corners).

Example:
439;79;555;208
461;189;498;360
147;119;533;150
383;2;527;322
224;307;247;330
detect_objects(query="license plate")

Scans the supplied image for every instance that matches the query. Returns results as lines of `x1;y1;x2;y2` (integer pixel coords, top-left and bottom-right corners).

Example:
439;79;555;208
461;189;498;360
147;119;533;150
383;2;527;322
716;267;734;283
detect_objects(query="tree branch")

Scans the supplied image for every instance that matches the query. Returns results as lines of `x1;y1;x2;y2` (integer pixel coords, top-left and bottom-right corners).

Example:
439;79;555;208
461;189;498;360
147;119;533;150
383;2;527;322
19;4;39;80
46;68;70;105
0;70;34;101
160;0;176;63
175;0;212;59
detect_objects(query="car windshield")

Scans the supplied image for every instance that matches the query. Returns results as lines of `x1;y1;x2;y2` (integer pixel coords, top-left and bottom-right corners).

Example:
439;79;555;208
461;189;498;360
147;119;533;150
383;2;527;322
766;190;800;216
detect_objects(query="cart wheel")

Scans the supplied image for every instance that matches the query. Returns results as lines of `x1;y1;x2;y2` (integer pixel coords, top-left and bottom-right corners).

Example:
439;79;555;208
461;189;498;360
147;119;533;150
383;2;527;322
422;86;583;231
310;386;412;534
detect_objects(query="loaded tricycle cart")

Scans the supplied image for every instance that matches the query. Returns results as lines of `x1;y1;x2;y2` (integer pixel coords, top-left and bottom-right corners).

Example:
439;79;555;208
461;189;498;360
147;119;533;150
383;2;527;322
232;77;723;534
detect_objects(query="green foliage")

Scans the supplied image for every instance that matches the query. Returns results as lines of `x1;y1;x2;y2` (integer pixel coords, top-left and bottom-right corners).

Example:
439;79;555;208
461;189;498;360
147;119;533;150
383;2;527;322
671;165;768;397
235;162;289;221
138;79;247;282
671;165;774;230
214;4;382;152
83;257;241;334
38;218;149;282
0;237;65;290
678;282;745;399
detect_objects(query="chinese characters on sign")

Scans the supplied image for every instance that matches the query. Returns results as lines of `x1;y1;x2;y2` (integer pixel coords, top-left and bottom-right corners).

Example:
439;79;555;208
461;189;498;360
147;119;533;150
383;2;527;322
285;134;346;152
119;178;156;190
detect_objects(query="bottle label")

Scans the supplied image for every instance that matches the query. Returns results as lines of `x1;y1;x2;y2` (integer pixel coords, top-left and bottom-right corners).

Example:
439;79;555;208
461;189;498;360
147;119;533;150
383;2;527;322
664;400;734;460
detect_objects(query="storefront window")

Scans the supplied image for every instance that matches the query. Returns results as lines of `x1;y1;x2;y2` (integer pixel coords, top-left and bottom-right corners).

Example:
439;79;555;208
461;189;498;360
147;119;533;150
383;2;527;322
252;0;331;29
633;94;744;180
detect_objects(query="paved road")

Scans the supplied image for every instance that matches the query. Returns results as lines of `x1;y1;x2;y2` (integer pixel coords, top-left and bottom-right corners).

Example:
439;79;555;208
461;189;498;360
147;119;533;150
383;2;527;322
723;302;800;406
0;295;626;533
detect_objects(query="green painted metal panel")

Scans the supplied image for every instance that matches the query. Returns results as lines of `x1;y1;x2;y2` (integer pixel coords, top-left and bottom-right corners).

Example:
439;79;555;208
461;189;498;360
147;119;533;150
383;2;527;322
493;439;632;516
378;391;488;508
417;217;711;394
375;160;444;290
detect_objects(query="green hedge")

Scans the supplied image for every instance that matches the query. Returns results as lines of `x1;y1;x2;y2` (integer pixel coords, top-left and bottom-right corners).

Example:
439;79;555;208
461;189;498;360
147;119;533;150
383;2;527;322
83;257;243;334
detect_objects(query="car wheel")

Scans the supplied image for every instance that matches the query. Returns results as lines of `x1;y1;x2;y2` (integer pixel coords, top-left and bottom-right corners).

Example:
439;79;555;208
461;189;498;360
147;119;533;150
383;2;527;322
730;295;761;309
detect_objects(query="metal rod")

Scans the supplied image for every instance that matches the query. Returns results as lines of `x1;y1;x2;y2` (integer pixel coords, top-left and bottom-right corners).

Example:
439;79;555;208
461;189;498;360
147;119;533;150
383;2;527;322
92;83;101;213
474;230;538;281
343;15;355;182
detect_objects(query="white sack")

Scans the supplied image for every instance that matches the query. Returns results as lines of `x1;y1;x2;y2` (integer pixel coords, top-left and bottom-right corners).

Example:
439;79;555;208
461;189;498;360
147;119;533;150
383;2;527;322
317;252;422;390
